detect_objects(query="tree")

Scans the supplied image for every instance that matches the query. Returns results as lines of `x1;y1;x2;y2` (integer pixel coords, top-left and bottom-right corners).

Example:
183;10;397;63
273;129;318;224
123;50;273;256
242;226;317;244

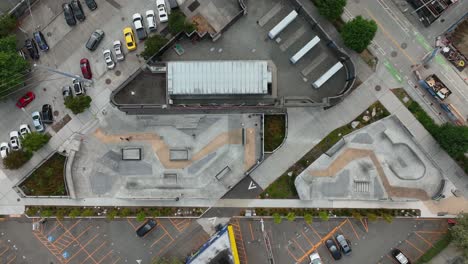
0;15;17;38
452;213;468;257
314;0;347;21
168;11;195;34
286;212;296;222
319;211;329;221
22;132;51;152
136;211;146;222
432;124;468;158
304;214;313;224
341;16;377;53
0;46;30;94
0;35;16;53
64;95;92;114
140;35;168;60
273;213;282;224
3;150;32;169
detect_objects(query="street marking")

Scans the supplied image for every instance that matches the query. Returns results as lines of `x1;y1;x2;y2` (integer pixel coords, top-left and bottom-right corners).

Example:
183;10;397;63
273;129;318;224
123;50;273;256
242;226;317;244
248;223;255;240
343;7;354;21
208;217;217;225
301;231;314;246
6;255;16;264
405;239;424;254
157;220;174;241
383;60;403;83
377;0;410;34
151;234;168;248
248;181;257;190
306;223;322;240
292;238;306;254
347;219;360;240
414;232;433;247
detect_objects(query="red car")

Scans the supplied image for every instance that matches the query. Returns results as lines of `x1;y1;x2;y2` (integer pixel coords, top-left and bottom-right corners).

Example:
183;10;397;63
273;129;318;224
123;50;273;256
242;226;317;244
80;58;92;79
16;91;35;108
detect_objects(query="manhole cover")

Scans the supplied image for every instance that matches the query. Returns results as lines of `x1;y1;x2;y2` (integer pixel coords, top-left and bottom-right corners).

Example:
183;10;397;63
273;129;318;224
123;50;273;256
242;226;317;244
47;32;52;37
401;43;407;49
391;51;398;57
121;17;125;21
441;19;445;23
105;79;111;84
53;110;59;116
43;88;47;91
354;0;360;3
375;85;381;91
115;70;121;76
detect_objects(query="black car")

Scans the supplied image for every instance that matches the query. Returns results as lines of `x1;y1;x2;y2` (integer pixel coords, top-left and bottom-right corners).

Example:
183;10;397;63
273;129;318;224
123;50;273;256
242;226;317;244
136;219;157;237
41;104;53;124
33;31;49;51
392;249;411;264
85;29;104;51
62;3;76;26
71;0;85;21
325;239;342;260
24;39;40;60
84;0;97;10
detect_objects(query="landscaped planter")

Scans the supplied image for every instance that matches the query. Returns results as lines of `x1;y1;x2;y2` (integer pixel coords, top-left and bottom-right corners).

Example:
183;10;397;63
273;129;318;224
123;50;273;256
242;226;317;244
264;114;287;153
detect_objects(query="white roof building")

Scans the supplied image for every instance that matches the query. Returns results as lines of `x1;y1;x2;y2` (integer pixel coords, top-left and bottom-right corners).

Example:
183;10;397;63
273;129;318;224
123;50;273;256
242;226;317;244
167;60;272;95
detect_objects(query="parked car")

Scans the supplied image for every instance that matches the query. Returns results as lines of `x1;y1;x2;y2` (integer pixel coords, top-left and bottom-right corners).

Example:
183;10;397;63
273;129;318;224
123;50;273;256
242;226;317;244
32;111;44;132
0;142;10;159
62;86;73;99
71;0;85;21
123;27;137;51
392;249;411;264
24;39;40;60
33;31;49;51
335;234;352;255
73;79;84;95
103;49;115;70
19;124;31;137
146;10;156;31
80;58;92;79
85;29;105;51
16;91;35;108
62;3;76;26
309;252;322;264
325;239;342;260
41;104;53;124
132;13;147;40
9;131;21;150
84;0;97;10
113;40;125;61
156;0;168;22
136;219;157;237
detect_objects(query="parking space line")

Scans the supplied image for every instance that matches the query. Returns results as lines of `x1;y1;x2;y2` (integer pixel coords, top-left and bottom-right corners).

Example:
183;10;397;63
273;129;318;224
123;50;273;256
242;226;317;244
44;222;60;237
417;230;446;234
0;245;9;256
127;219;137;230
347;219;360;240
360;218;369;232
155;238;175;257
64;234;100;263
112;257;121;264
286;247;300;262
386;254;399;264
97;250;113;264
157;220;174;241
75;225;93;240
54;219;82;245
292;238;307;254
306;223;322;240
80;241;106;264
248;223;255;240
414;232;433;247
301;231;314;247
150;234;168;248
404;240;424;254
6;255;16;264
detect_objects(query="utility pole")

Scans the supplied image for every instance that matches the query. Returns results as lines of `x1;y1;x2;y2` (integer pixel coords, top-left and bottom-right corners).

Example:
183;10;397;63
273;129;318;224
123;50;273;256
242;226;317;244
33;64;93;85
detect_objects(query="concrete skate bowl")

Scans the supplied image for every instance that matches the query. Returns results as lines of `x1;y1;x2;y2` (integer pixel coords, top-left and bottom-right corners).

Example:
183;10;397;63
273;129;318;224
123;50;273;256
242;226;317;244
385;142;426;180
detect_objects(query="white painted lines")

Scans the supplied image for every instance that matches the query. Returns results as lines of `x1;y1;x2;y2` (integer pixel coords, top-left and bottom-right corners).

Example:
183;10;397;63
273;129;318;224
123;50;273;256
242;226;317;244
377;0;411;35
248;181;257;190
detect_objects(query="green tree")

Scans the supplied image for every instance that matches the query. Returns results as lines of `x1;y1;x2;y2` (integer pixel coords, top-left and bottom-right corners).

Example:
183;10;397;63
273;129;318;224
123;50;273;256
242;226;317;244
341;16;377;53
168;11;195;34
22;132;51;152
319;211;329;221
140;35;168;60
0;35;16;53
273;213;282;224
367;213;377;222
136;211;147;222
0;15;16;38
314;0;347;21
432;124;468;158
64;95;92;114
0;47;30;94
69;208;81;219
452;213;468;257
304;213;313;224
3;150;32;169
286;212;296;222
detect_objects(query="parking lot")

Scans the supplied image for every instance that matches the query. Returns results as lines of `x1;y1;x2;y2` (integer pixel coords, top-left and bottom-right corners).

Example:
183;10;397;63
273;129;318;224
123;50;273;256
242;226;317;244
231;217;449;264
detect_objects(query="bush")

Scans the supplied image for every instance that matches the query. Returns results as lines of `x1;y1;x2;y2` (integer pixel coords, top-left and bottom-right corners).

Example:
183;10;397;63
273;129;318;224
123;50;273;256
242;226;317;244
452;213;468;258
69;208;81;219
81;209;94;217
319;211;329;221
3;150;32;169
141;35;169;60
286;212;296;222
136;211;146;222
352;211;362;220
56;209;66;220
168;11;195;34
313;0;347;21
367;213;377;222
119;208;131;217
22;132;51;152
273;213;282;224
41;209;53;218
25;207;38;216
304;214;313;224
107;209;118;220
382;213;393;223
64;95;92;114
341;16;377;53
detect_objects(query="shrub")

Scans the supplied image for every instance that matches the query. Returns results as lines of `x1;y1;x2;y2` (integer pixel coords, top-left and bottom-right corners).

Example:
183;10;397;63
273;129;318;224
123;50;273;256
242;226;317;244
0;15;17;38
313;0;347;21
3;150;32;169
367;213;377;222
41;209;53;218
273;213;282;224
107;209;118;220
136;211;146;222
25;207;39;216
22;132;50;152
319;211;329;221
64;95;92;114
341;16;377;53
304;214;313;224
286;212;296;222
352;211;362;220
119;208;131;217
69;208;81;219
151;209;162;217
56;209;66;220
382;213;393;223
168;11;195;34
140;35;168;60
81;209;94;217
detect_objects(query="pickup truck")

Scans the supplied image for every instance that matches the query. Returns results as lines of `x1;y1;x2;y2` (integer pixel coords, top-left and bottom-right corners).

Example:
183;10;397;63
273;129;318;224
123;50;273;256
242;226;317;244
414;71;452;101
132;13;147;40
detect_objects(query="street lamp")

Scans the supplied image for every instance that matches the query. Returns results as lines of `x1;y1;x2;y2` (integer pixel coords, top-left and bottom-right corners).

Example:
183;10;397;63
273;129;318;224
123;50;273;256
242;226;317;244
33;63;93;85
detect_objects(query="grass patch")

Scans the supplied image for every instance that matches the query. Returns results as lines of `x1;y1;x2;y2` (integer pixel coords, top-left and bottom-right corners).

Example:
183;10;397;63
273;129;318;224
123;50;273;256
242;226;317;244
20;153;67;196
260;101;390;198
264;114;286;152
416;232;452;263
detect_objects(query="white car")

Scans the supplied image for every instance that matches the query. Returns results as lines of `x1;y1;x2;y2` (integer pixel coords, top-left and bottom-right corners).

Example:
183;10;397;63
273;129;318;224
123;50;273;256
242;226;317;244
309;252;322;264
103;49;115;69
32;111;44;132
146;10;157;31
19;124;31;137
156;0;168;22
72;78;84;96
132;13;147;40
9;131;21;151
113;40;125;61
0;142;10;158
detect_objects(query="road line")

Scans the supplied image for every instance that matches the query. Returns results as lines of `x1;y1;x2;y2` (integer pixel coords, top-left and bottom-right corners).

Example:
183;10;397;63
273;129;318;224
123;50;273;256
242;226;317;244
150;234;168;248
97;250;113;264
386;254;399;264
157;220;174;241
414;232;433;247
347;219;360;240
365;8;416;64
6;255;16;264
45;222;60;237
248;222;255;240
127;219;137;230
112;257;121;264
301;231;314;246
80;241;106;264
0;246;9;256
286;247;300;262
292;238;306;254
405;239;424;254
306;223;322;240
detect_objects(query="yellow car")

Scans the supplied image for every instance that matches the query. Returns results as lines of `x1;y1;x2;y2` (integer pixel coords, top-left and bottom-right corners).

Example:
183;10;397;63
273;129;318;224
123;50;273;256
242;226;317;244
123;27;136;51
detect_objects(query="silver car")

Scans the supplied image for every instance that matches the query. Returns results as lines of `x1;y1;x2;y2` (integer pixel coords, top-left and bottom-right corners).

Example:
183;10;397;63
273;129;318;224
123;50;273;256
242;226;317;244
32;111;44;132
103;49;115;69
9;131;22;150
113;40;125;61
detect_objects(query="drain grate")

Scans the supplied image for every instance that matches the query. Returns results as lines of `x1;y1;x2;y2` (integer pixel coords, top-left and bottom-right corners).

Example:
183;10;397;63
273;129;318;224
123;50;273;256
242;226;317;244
188;0;200;12
354;181;370;193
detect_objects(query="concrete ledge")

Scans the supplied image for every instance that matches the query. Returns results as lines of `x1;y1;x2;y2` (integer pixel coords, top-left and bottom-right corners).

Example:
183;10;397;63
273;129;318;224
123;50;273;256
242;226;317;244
65;150;77;199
